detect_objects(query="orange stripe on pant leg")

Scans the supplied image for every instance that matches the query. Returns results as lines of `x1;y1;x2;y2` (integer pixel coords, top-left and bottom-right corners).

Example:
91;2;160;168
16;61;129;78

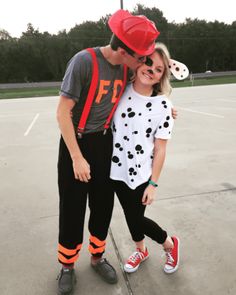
58;243;82;256
89;235;106;247
88;244;106;255
58;253;79;264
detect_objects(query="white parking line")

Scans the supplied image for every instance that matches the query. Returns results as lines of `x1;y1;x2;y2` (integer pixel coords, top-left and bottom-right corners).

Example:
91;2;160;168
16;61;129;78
177;107;224;118
24;113;40;136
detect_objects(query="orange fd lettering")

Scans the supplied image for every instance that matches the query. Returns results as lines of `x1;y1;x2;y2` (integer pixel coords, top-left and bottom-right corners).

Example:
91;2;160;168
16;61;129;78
95;80;123;104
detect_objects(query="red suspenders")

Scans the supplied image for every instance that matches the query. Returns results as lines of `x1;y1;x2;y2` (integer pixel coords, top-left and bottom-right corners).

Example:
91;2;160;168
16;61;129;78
77;48;128;138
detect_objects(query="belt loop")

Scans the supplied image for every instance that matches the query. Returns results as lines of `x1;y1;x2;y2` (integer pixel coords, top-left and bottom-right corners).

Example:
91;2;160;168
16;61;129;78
77;132;83;139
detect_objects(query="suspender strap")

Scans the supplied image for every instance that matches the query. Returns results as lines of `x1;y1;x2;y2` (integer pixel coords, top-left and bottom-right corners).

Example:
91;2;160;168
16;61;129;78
77;48;128;136
77;48;99;135
104;64;128;130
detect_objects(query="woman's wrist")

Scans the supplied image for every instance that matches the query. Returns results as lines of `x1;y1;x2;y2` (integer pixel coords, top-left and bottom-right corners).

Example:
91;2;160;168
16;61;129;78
148;179;158;188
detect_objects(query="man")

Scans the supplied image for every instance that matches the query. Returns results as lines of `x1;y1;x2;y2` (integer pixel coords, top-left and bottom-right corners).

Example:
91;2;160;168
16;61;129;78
56;9;160;295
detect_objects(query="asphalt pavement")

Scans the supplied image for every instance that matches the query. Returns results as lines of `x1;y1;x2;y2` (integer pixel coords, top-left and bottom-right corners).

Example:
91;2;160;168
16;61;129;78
0;84;236;295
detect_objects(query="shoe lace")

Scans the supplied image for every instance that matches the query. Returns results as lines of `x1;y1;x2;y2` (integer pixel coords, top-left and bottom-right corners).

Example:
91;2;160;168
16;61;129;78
165;251;174;265
128;251;142;263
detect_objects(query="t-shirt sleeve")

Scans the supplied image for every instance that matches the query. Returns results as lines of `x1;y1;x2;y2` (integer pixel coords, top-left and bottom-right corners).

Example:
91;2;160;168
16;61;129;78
60;50;92;101
155;100;174;139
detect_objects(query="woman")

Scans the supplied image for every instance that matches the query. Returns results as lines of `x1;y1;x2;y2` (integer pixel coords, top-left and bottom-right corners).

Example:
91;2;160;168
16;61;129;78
110;42;187;274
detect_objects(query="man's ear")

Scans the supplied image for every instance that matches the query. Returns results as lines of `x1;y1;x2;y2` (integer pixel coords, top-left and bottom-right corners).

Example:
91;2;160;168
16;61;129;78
118;47;127;57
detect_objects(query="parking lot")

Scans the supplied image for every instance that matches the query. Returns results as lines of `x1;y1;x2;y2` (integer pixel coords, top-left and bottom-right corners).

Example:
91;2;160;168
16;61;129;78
0;83;236;295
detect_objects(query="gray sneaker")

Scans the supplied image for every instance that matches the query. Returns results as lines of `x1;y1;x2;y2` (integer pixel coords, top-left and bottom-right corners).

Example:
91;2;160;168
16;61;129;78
91;258;118;284
57;268;76;295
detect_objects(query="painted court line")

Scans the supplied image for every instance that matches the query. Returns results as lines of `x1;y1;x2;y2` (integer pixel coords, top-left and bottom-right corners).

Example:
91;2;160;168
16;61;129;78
24;113;40;136
177;107;224;118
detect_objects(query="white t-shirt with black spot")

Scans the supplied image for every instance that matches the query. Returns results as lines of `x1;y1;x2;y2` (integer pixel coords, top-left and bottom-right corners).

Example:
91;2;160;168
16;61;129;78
110;83;174;189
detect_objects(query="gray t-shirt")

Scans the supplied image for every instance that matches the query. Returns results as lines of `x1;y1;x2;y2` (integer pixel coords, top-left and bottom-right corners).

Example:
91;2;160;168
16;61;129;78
60;47;126;134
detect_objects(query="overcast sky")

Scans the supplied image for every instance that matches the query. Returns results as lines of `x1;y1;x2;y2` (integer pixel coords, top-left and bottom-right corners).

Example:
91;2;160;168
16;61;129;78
1;0;235;38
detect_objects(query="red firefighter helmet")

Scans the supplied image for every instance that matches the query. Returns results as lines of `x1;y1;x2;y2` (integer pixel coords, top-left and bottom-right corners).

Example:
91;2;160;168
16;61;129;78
108;9;160;56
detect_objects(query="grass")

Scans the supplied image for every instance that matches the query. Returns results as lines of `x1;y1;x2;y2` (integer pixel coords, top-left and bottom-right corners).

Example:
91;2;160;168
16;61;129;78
0;76;236;99
0;87;60;99
172;76;236;88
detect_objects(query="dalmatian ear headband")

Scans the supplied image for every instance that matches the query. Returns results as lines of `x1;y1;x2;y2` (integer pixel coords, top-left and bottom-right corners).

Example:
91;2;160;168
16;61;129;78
169;59;189;80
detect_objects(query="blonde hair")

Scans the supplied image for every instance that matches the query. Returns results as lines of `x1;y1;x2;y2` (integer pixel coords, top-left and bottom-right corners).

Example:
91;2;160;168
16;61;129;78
131;42;172;96
153;42;172;96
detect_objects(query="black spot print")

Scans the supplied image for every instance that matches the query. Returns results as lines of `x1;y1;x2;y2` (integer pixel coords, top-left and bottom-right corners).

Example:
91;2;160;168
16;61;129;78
148;119;151;122
115;143;123;151
112;156;119;163
128;96;132;100
122;107;135;118
163;122;169;128
146;127;152;138
135;164;141;168
166;116;170;120
123;136;129;141
135;144;144;154
146;102;152;112
128;151;134;159
162;100;168;109
139;113;142;116
132;131;138;135
129;167;137;176
111;156;122;167
128;112;135;118
112;122;116;132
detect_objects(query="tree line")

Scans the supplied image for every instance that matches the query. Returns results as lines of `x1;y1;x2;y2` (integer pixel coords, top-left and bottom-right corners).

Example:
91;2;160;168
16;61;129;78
0;5;235;83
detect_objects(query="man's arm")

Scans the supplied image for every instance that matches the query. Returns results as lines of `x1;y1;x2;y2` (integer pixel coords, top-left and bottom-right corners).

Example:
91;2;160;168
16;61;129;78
172;107;178;120
56;95;91;182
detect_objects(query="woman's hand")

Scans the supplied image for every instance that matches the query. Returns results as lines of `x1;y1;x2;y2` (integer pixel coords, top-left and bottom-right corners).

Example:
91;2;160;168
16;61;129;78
142;185;157;205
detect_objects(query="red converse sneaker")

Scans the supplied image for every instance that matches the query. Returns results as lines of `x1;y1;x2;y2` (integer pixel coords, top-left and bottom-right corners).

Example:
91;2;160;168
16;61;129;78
164;236;180;274
124;248;149;273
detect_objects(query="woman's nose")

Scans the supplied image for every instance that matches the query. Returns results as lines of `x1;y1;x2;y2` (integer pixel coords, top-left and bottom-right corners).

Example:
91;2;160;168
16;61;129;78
147;69;153;74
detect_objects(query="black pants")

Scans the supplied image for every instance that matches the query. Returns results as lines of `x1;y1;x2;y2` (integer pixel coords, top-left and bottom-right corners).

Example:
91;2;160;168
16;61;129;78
112;180;167;244
57;130;114;265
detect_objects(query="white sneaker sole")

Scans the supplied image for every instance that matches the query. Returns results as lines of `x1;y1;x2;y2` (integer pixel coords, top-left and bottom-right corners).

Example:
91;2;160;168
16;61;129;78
124;255;149;273
164;237;180;274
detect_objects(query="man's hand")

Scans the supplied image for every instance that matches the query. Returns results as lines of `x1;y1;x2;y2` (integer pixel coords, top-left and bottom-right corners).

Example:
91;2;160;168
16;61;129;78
171;107;178;120
72;156;91;182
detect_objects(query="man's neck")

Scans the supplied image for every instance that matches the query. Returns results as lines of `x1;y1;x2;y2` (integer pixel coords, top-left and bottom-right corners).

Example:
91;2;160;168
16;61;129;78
100;45;121;65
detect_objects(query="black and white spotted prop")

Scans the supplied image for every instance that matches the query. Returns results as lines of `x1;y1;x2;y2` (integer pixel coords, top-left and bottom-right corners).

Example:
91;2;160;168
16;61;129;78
169;59;189;80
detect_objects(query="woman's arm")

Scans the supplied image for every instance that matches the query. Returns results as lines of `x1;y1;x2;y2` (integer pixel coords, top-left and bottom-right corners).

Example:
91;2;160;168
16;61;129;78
150;138;167;184
142;138;168;205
